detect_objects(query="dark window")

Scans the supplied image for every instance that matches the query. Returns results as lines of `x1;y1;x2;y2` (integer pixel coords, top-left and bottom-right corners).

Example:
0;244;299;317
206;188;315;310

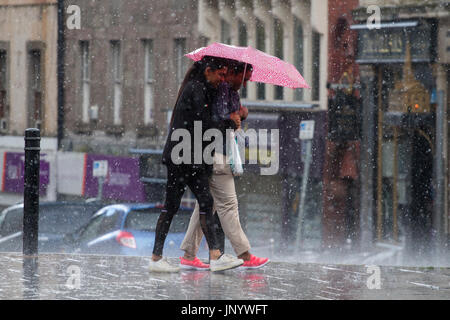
256;19;266;100
312;31;321;101
174;38;187;87
28;49;42;129
274;18;284;100
80;41;90;123
0;49;7;118
238;19;248;99
294;18;304;101
221;19;231;45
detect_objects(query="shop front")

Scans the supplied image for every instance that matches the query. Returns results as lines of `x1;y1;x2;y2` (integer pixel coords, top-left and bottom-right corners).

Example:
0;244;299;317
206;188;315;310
352;18;443;258
236;103;326;254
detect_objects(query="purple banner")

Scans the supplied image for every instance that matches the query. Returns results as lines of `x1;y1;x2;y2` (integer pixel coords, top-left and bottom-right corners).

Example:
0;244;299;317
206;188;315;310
2;152;50;195
83;154;146;202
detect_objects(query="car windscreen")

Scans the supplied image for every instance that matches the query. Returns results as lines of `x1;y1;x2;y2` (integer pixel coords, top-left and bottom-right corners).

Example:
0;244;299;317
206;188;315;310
124;208;193;233
0;204;102;236
39;205;102;234
0;208;23;236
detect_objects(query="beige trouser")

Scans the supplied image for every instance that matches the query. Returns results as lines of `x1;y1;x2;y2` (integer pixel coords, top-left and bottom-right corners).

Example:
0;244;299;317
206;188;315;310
180;153;251;257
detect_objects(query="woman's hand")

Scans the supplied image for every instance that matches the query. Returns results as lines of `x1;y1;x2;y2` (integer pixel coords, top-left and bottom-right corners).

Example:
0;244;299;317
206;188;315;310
239;105;248;120
230;112;241;129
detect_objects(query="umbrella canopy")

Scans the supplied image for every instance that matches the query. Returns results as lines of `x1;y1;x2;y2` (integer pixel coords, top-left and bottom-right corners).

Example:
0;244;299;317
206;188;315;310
185;42;310;89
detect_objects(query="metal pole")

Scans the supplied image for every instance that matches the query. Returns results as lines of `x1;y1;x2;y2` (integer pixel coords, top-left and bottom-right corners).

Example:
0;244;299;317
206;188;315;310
433;90;445;262
57;0;65;149
97;177;104;200
393;126;399;242
23;256;39;299
23;128;41;256
296;139;312;253
359;65;376;251
376;67;383;242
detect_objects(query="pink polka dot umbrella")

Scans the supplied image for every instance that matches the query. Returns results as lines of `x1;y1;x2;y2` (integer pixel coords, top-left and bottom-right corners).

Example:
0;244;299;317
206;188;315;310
185;42;310;89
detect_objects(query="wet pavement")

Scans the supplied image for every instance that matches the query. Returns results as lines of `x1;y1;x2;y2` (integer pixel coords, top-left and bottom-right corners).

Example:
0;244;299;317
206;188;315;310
0;252;449;300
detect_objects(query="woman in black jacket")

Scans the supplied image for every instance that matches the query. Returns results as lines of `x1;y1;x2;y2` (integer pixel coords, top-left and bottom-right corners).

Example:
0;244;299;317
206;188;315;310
149;56;244;272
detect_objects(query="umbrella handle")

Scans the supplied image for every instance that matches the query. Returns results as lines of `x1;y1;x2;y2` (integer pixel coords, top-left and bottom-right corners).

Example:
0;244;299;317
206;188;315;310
241;63;247;88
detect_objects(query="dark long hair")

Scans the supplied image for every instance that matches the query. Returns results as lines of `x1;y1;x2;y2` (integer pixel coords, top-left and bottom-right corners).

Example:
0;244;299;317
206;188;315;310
226;59;253;75
170;55;227;126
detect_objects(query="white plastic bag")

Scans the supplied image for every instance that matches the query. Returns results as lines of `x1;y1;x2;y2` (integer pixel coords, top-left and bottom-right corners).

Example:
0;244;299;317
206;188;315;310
228;130;244;176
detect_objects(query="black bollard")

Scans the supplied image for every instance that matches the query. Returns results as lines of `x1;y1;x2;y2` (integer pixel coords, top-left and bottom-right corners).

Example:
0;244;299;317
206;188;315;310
23;128;41;256
23;256;39;299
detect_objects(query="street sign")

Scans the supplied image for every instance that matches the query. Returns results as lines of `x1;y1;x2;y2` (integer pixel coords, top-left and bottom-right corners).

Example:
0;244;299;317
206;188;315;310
299;120;315;140
93;160;108;177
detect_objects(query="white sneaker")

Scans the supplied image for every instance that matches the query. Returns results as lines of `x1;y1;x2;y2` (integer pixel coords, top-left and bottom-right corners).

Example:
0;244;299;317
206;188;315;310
148;257;180;273
209;254;244;272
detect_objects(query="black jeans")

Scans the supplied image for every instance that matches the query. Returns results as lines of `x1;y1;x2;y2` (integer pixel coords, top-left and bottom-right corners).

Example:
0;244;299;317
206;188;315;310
153;164;219;256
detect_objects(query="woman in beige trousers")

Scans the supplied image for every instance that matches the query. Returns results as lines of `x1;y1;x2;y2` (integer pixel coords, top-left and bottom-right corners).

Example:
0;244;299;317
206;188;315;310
179;60;269;270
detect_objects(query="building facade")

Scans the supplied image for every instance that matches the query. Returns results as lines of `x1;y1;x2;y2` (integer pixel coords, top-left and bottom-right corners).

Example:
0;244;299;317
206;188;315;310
352;0;450;262
62;0;204;155
322;0;361;251
0;0;59;205
61;0;329;154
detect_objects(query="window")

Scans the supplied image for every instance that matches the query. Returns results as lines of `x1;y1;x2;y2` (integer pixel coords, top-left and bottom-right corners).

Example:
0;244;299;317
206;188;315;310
274;18;284;100
256;18;266;100
294;18;304;101
174;38;187;87
143;40;155;125
80;41;90;123
221;19;231;45
312;31;321;101
200;36;209;47
172;38;187;125
0;49;7;120
238;20;248;99
111;41;122;125
28;48;42;129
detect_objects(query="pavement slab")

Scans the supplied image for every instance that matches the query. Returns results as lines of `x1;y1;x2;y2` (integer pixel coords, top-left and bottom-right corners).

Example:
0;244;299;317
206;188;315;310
0;253;449;300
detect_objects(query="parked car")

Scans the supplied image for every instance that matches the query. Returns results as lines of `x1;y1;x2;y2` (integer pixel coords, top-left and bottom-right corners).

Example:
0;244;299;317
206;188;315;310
0;201;105;253
62;203;208;257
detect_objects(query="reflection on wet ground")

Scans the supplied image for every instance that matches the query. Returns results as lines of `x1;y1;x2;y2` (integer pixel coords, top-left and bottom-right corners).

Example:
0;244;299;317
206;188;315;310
0;253;449;299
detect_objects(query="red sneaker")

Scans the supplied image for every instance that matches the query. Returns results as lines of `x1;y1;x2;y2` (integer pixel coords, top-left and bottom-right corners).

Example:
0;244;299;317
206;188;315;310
240;255;269;269
179;257;210;271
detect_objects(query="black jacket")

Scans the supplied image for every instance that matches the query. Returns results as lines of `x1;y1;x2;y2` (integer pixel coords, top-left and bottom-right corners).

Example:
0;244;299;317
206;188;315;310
162;75;223;172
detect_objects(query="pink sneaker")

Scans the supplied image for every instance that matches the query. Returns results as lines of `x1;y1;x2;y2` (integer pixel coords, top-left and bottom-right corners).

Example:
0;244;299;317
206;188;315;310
179;257;210;271
240;255;269;269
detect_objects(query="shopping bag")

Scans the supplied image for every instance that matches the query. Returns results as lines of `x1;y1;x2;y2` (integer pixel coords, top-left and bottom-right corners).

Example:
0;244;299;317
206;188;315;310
228;130;244;176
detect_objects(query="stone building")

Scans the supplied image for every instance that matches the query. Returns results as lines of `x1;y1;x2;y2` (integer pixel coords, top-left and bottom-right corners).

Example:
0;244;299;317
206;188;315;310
62;0;205;155
0;0;58;142
0;0;59;205
352;0;450;262
61;0;329;153
322;0;361;251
